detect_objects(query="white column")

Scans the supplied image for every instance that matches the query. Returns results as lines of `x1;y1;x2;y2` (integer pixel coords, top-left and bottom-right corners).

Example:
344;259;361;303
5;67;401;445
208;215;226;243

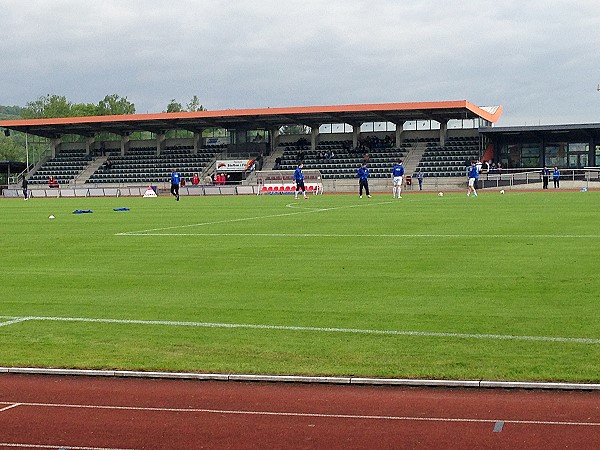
395;122;404;147
51;137;61;158
193;131;202;155
439;122;448;147
156;133;166;155
311;126;319;152
85;136;95;156
352;124;362;149
121;135;130;156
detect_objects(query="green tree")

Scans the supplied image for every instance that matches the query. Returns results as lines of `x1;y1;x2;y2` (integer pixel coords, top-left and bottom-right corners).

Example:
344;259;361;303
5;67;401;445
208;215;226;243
0;105;22;119
166;99;183;113
0;132;25;161
22;95;72;119
186;95;204;112
97;94;136;115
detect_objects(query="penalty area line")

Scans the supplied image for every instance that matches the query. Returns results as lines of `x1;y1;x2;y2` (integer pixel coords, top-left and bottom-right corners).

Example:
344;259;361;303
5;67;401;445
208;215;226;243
1;316;599;345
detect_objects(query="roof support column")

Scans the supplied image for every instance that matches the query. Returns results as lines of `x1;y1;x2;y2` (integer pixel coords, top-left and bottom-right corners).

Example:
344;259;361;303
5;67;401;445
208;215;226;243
439;121;448;147
85;136;95;156
395;122;405;146
120;134;130;156
193;131;202;155
156;132;166;155
352;124;362;150
50;137;61;158
311;126;319;152
270;127;280;154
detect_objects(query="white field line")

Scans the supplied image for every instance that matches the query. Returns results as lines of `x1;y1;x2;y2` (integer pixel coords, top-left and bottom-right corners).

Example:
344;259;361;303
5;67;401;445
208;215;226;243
114;232;600;238
0;316;599;345
115;201;391;236
0;318;29;328
1;401;599;428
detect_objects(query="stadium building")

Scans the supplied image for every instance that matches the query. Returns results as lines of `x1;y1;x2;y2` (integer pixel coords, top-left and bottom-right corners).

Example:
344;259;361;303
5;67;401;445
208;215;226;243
1;100;599;196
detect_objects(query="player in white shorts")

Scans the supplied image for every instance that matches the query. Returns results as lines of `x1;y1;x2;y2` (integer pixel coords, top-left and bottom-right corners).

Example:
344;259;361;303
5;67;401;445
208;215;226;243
392;160;405;198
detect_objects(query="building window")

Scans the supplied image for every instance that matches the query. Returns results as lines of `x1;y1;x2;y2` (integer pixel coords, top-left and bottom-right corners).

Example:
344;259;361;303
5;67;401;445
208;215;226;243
545;143;567;168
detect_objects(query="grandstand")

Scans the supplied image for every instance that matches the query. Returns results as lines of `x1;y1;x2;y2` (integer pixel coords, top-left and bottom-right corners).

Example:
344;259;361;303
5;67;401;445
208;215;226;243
24;100;600;195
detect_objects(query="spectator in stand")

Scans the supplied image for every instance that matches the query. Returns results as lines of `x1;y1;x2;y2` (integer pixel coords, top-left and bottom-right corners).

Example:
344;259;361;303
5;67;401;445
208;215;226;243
553;166;560;188
256;153;264;171
105;159;112;171
274;157;282;170
191;173;200;186
357;162;371;198
363;153;370;165
48;176;58;188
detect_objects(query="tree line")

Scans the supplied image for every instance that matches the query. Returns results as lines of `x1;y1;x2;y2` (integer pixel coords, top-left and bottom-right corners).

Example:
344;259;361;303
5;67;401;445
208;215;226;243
0;94;205;162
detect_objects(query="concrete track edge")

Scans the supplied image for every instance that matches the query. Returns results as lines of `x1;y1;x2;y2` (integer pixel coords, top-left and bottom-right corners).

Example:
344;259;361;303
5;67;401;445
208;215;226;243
1;367;599;391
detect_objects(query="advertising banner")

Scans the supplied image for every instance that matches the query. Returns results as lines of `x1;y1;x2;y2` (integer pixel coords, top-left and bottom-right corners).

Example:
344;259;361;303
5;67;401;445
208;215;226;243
216;159;255;172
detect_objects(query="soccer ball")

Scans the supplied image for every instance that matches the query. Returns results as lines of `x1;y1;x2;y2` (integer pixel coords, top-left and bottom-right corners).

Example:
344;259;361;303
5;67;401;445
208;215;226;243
500;189;505;194
438;192;444;197
48;215;55;219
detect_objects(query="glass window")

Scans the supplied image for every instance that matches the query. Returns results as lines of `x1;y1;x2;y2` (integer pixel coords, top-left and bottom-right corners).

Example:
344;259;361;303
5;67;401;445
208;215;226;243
545;143;567;168
521;143;541;168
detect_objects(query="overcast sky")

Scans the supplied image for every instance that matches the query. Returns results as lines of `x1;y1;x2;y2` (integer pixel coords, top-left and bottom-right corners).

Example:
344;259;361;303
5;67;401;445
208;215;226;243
1;0;599;126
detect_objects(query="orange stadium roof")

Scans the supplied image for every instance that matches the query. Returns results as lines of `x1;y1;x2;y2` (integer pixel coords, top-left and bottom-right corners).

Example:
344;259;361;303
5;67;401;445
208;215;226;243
0;100;502;138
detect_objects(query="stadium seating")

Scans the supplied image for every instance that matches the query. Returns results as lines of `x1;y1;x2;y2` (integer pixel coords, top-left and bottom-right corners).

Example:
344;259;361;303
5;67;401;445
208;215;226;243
86;145;222;184
275;139;410;179
414;136;479;178
27;148;93;185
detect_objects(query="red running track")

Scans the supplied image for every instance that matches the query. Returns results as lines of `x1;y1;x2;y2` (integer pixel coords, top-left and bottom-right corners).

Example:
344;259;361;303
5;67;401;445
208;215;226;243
0;374;599;449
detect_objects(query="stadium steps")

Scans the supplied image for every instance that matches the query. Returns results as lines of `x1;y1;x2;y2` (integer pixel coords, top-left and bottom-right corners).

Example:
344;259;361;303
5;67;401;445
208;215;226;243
70;156;107;186
401;142;428;176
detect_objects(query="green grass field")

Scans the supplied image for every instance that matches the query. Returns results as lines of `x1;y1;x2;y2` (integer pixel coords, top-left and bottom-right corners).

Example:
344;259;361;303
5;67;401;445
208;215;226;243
1;190;599;382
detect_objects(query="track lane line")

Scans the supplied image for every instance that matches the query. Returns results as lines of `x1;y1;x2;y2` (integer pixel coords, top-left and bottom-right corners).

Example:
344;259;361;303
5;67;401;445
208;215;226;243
3;401;600;428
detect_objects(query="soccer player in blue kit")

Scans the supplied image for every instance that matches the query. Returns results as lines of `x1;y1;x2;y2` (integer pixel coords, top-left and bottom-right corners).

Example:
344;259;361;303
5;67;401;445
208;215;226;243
467;161;479;197
357;162;371;198
294;163;308;199
170;168;181;201
392;160;405;198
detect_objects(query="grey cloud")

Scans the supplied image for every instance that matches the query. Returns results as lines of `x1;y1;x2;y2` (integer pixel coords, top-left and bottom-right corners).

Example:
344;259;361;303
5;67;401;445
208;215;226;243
1;0;599;125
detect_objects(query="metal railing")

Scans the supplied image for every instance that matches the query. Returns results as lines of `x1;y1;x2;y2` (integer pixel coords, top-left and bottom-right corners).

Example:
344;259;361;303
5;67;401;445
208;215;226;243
479;168;600;189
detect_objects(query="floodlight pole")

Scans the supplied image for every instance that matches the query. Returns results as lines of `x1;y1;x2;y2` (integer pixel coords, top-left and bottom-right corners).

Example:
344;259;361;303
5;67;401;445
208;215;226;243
25;132;29;170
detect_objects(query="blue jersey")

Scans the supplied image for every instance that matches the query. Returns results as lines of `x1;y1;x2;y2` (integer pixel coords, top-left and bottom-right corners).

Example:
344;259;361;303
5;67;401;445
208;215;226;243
468;165;479;179
392;164;405;177
294;167;304;181
553;169;560;179
357;166;369;179
171;171;180;185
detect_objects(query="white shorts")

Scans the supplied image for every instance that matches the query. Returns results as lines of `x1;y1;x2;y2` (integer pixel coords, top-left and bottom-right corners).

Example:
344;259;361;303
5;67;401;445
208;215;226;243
468;178;476;187
393;176;403;186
